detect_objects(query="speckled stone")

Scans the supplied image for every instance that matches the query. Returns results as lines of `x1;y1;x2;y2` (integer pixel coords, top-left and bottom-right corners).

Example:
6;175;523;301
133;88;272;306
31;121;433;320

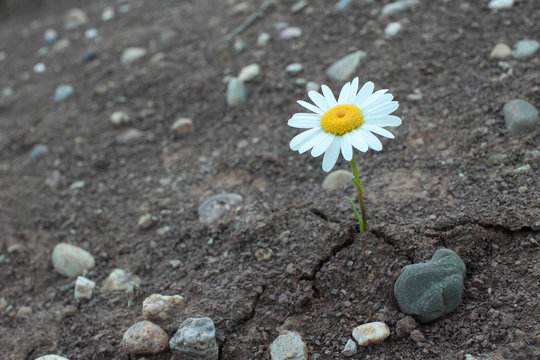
143;294;186;321
352;322;390;346
122;320;169;355
169;317;219;360
270;331;308;360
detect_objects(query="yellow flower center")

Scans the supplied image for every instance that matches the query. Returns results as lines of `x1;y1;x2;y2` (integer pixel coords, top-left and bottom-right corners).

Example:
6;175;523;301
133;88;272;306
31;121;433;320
320;104;363;135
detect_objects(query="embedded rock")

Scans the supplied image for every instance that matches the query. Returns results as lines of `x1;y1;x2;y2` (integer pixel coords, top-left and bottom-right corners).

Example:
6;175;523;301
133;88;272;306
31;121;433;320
503;99;539;136
489;43;511;60
52;243;95;277
322;170;353;190
226;77;247;106
169;317;219;360
270;330;308;360
511;39;539;60
352;322;390;346
143;294;186;321
171;117;194;135
74;276;96;301
121;47;147;65
381;0;419;16
102;268;141;291
326;51;367;81
35;356;69;360
395;316;417;338
488;0;514;9
341;339;357;356
384;22;402;37
394;248;466;323
198;193;243;224
53;84;74;102
122;320;169;355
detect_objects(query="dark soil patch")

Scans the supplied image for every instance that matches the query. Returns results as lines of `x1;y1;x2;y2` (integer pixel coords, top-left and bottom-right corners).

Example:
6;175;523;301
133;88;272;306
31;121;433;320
0;0;539;359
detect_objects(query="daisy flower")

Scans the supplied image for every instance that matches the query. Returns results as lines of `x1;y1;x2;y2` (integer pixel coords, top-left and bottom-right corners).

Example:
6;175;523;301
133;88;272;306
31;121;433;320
288;77;401;172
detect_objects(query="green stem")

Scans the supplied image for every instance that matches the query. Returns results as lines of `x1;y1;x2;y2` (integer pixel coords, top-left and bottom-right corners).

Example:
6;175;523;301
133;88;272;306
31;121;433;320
350;152;368;232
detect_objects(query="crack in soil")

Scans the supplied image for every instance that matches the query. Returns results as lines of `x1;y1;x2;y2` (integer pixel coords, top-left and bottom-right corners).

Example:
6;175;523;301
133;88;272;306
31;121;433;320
369;227;415;264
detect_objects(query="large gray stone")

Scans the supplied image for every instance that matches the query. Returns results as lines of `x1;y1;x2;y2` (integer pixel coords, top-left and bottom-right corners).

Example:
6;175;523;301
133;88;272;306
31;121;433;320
52;243;95;277
503;99;539;136
169;317;218;360
394;248;466;323
326;51;367;82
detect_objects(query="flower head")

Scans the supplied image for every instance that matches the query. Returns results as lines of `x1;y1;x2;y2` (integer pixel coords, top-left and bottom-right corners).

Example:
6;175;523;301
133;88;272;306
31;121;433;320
288;78;401;172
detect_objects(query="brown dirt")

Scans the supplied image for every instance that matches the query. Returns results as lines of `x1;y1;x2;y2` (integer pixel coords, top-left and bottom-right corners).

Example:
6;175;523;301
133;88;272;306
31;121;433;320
0;0;539;359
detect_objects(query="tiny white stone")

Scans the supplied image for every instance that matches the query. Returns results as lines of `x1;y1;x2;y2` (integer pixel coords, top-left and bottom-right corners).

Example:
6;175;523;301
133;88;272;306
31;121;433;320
74;276;96;301
102;269;141;291
35;356;69;360
257;32;271;47
171;117;194;135
490;43;511;60
138;214;154;230
342;339;357;356
384;22;402;37
101;7;115;21
488;0;514;10
84;28;98;39
238;63;260;82
109;111;130;127
352;321;390;346
285;63;303;74
121;47;147;65
33;62;46;73
322;170;353;190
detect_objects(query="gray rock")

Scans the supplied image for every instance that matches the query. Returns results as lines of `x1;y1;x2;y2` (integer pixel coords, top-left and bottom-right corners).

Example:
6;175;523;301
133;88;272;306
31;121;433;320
384;22;402;37
335;0;352;11
394;248;466;323
119;4;132;13
116;128;144;144
84;28;98;39
503;99;539;136
52;243;95;278
37;46;49;57
488;0;514;9
169;317;219;360
171;117;194;135
270;331;308;360
29;144;48;158
82;48;98;62
121;47;147;65
35;356;69;360
326;51;367;81
233;39;246;52
381;0;419;16
33;63;46;74
43;28;58;44
280;27;302;40
291;1;308;13
138;214;155;230
256;32;271;47
306;81;319;93
226;78;247;106
511;39;539;60
341;339;357;357
122;320;169;355
285;63;303;74
64;8;88;30
101;7;115;21
1;87;13;98
53;84;74;102
198;193;243;224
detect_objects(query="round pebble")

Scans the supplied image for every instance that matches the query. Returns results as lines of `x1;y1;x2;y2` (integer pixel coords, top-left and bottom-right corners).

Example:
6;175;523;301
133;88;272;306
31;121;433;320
101;7;115;21
121;47;147;65
488;0;514;9
84;28;98;39
43;29;58;44
238;63;260;82
53;84;74;102
285;63;303;74
489;43;511;60
326;51;367;81
64;8;88;30
109;111;130;127
52;243;95;277
352;322;390;346
384;22;402;37
138;214;154;230
511;39;540;60
257;32;271;47
171;117;194;135
122;320;169;355
33;63;46;74
503;99;539;136
280;27;302;40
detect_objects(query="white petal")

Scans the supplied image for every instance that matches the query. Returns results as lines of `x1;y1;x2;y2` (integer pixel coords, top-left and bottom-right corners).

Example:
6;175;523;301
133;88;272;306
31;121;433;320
337;82;351;104
358;129;383;151
288;118;321;128
340;133;353;161
297;100;323;115
363;101;399;118
291;112;320;120
363;115;402;127
350;130;369;152
321;85;337;107
290;127;321;150
322;137;341;172
362;124;395;138
311;132;335;157
363;97;396;115
354;81;374;105
308;91;330;111
356;89;388;109
298;129;325;153
347;77;359;103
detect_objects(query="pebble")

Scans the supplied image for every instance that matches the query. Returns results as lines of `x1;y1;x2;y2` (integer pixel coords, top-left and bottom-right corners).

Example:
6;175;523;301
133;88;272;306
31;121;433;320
35;356;69;360
394;248;466;323
52;39;70;53
138;213;155;230
257;32;271;47
101;7;115;21
82;47;98;62
326;50;367;81
233;39;246;52
37;46;49;57
156;226;171;236
121;47;147;65
1;87;13;98
341;339;357;356
64;8;88;30
384;22;402;37
43;28;58;44
291;1;308;13
285;63;303;74
29;144;48;158
322;169;353;190
238;64;260;82
69;180;85;190
511;39;539;60
306;81;319;92
226;78;247;106
524;150;540;162
119;4;132;13
198;193;243;224
352;322;390;346
74;276;96;301
335;0;353;11
122;320;169;355
512;164;531;174
409;329;425;342
503;99;539;136
488;0;514;9
52;243;95;277
102;268;141;291
33;62;46;74
395;316;417;338
406;90;423;102
489;43;511;60
270;331;308;360
116;128;144;144
280;27;302;40
84;28;98;39
109;111;130;127
169;317;219;360
16;305;33;318
143;294;186;321
53;84;74;102
171;117;194;135
381;0;419;16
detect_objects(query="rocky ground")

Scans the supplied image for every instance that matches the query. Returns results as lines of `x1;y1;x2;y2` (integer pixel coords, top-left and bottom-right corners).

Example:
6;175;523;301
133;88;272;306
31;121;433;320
0;0;539;359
